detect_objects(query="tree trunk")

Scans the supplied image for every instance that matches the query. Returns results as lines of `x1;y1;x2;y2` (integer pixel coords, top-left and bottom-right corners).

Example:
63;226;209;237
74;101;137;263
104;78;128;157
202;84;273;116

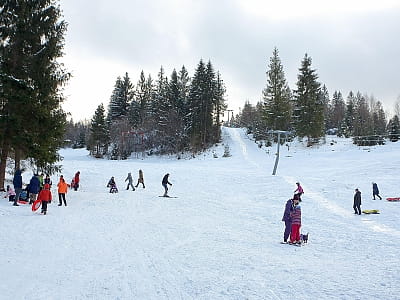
14;148;21;171
0;142;10;190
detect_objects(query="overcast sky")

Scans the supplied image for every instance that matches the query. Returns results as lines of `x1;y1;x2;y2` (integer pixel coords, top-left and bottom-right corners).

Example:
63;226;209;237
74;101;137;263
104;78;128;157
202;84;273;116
59;0;400;121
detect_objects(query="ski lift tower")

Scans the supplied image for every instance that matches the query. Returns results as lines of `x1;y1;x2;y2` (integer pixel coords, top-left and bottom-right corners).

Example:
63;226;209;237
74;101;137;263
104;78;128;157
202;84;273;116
270;130;290;175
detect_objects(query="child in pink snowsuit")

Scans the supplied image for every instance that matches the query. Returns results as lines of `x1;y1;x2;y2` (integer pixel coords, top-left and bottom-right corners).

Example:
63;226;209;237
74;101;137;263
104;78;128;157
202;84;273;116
290;199;301;244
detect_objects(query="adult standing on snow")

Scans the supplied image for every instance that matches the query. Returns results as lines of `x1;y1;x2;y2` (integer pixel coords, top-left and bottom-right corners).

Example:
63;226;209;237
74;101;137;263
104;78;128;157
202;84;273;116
162;173;172;197
12;169;23;206
57;176;69;206
28;174;40;204
125;172;135;191
372;182;382;200
73;171;80;191
282;196;295;243
353;188;362;215
294;182;304;201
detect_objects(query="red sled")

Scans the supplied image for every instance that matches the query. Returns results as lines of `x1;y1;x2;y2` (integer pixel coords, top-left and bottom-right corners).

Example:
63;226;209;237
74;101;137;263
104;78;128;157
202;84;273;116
32;199;42;211
386;197;400;201
17;200;29;205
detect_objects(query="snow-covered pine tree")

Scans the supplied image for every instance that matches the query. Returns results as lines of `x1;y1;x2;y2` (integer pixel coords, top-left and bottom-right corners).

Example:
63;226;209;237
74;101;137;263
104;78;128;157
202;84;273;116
293;54;324;146
320;85;330;132
262;47;292;131
107;73;134;123
0;0;69;184
88;104;109;157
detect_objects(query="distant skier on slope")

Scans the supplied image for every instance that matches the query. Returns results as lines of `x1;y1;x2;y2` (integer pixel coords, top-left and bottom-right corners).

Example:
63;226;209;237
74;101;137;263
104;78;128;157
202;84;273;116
162;173;172;197
294;182;304;201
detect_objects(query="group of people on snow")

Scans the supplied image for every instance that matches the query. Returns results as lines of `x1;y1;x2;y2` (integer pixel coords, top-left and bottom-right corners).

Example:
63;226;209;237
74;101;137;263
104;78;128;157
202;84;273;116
282;181;384;244
6;170;80;214
106;171;171;197
282;182;304;245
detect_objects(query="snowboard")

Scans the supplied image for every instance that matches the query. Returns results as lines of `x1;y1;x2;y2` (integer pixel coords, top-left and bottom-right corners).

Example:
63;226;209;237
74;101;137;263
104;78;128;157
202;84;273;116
31;199;42;212
386;197;400;201
159;195;178;198
362;209;380;214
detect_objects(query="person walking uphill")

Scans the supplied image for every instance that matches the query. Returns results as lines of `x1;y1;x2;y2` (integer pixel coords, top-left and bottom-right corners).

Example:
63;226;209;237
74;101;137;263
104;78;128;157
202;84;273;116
37;183;52;215
372;182;382;200
162;173;172;197
125;173;135;191
353;188;362;215
12;169;23;206
281;196;295;243
57;176;69;206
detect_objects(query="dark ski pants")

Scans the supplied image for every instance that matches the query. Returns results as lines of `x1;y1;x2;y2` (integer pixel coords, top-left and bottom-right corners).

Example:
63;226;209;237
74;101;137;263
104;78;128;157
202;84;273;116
353;204;361;215
284;220;292;242
14;188;22;205
126;182;135;190
283;220;292;242
41;201;48;214
58;193;67;206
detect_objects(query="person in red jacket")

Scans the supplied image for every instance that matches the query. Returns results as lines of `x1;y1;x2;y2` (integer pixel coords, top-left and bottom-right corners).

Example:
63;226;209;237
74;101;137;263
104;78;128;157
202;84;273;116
37;183;52;215
73;171;80;191
289;198;302;244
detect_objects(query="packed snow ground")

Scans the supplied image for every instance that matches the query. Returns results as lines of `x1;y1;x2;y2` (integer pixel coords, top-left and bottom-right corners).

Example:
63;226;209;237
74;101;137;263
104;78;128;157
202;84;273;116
1;127;399;300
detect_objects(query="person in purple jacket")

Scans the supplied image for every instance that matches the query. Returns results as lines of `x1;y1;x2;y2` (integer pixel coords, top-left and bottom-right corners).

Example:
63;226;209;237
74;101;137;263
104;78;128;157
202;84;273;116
281;195;296;243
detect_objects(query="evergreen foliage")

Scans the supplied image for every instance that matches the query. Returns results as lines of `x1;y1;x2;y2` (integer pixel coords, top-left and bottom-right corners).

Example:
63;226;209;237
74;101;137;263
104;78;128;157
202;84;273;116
0;0;69;187
262;47;292;131
293;54;324;146
88;104;109;157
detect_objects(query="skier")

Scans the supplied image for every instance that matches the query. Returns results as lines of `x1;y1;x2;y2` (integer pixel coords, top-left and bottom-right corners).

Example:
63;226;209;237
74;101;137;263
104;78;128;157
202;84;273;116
135;169;145;188
281;196;295;243
37;183;52;215
353;188;362;215
162;173;172;197
57;176;69;206
294;182;304;201
372;182;382;200
289;197;302;244
125;172;135;191
12;169;23;206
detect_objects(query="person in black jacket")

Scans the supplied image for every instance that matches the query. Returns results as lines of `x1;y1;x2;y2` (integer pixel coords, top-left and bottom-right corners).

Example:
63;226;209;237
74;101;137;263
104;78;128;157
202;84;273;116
372;182;382;200
353;188;362;215
162;173;172;197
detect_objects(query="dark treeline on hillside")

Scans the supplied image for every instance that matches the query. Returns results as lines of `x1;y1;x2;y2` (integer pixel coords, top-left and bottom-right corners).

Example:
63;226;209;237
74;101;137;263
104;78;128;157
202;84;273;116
232;48;400;146
84;60;227;159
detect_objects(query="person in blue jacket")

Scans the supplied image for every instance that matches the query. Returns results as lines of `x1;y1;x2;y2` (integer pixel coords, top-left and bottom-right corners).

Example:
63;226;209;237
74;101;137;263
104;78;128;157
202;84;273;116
12;169;23;206
281;195;295;243
28;174;41;204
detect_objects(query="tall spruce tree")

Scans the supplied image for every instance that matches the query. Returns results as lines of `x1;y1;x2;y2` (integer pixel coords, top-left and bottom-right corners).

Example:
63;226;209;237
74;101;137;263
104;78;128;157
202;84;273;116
262;47;292;131
88;104;109;157
293;54;324;146
107;73;134;123
0;0;69;186
388;115;400;142
330;91;346;133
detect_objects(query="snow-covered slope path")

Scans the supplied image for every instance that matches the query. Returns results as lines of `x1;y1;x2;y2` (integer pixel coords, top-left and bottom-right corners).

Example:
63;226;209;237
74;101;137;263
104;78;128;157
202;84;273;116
0;127;399;299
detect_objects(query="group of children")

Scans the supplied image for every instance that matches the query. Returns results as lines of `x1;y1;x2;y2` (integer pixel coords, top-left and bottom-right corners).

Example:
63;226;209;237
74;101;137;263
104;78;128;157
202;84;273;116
107;169;146;193
6;171;81;215
106;171;172;197
282;182;304;245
